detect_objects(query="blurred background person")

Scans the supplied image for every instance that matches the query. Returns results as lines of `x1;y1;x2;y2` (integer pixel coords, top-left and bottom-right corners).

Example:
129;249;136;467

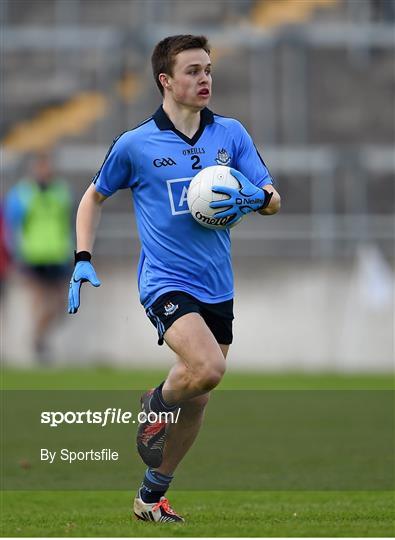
4;152;73;364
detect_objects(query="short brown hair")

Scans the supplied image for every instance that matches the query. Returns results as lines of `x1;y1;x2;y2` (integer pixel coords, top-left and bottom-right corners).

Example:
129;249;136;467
151;35;210;95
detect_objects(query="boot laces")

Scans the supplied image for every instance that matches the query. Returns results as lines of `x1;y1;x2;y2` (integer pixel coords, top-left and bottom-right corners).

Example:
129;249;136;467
152;497;176;515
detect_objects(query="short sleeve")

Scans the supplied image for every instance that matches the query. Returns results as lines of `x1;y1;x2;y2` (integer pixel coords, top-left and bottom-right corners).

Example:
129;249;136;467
234;123;273;188
93;133;134;197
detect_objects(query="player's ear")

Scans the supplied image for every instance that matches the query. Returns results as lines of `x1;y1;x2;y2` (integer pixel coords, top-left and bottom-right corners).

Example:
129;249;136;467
159;73;171;91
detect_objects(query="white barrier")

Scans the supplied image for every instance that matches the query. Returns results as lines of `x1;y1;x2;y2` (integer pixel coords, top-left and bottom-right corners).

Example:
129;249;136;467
2;250;393;372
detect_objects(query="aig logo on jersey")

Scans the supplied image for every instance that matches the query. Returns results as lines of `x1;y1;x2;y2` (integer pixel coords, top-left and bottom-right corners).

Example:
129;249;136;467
167;177;191;215
153;157;176;167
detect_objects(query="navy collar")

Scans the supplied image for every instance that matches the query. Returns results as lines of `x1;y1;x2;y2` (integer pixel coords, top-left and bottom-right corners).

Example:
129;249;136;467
153;105;214;146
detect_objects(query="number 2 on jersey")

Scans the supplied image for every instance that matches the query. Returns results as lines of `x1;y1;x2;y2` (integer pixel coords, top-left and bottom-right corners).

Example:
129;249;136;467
191;156;202;170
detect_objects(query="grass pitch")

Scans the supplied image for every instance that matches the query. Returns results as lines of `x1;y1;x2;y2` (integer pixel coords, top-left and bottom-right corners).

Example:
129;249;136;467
1;367;394;537
2;490;394;537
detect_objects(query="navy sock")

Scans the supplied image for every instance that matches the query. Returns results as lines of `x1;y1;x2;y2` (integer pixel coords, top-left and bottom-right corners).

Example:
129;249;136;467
139;468;174;503
149;381;178;413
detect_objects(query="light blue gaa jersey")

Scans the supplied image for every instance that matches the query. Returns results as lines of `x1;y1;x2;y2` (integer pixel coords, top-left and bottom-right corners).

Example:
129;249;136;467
94;106;273;308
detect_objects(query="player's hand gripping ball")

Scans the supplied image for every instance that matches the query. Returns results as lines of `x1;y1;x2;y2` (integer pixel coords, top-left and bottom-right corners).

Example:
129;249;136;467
187;166;270;230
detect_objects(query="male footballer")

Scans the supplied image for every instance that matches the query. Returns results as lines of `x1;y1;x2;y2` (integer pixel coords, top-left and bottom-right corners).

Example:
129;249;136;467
68;35;280;523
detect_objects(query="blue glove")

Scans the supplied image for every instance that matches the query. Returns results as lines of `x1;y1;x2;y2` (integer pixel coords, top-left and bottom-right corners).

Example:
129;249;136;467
68;260;101;314
210;168;272;226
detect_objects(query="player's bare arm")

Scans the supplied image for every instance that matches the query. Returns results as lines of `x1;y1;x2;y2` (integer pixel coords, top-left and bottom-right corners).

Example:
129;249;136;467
76;183;107;253
68;184;106;314
258;184;281;215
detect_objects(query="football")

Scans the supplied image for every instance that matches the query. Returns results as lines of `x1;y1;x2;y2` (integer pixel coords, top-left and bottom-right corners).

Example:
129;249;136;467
187;165;243;230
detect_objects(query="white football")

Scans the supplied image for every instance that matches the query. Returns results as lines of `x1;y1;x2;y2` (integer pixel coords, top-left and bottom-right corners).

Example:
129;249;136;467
187;165;243;230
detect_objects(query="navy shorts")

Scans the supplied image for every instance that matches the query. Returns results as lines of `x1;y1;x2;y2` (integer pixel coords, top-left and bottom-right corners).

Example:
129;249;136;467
146;291;234;346
24;263;71;283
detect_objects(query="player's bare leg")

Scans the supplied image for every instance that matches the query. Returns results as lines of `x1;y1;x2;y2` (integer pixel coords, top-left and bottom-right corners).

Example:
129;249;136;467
157;343;229;476
137;313;227;467
134;393;213;523
162;312;228;403
134;320;229;522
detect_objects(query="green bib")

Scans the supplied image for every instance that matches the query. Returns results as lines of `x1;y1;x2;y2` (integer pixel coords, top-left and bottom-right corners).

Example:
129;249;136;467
19;180;72;265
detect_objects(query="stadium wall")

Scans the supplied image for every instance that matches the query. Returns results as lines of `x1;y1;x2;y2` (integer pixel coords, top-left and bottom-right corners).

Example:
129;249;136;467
3;255;393;372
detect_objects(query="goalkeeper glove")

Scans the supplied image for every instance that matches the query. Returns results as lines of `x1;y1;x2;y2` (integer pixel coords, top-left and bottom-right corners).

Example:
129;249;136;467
68;251;101;314
210;168;273;226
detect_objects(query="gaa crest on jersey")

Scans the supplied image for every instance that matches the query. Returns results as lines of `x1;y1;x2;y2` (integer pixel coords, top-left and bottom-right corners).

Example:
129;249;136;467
163;302;179;316
215;148;231;165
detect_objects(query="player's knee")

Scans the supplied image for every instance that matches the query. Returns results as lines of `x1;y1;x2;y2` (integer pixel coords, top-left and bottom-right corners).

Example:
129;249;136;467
200;371;222;392
196;361;225;392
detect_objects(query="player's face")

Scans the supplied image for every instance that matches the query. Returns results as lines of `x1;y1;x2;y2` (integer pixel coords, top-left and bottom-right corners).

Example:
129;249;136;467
167;49;212;109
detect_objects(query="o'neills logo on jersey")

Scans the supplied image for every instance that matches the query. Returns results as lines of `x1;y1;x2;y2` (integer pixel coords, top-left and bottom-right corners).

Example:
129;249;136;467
194;211;232;227
215;148;231;165
183;147;205;156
